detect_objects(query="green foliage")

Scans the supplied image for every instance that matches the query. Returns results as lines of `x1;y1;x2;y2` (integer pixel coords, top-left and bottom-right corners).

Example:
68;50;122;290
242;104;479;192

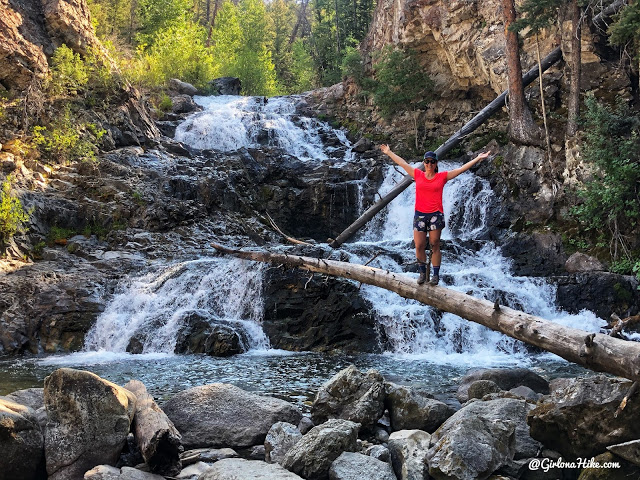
611;258;635;275
633;261;640;285
571;94;640;258
510;0;561;35
49;45;89;95
0;176;30;246
48;226;77;245
609;1;640;60
136;0;192;45
372;46;435;119
33;108;98;164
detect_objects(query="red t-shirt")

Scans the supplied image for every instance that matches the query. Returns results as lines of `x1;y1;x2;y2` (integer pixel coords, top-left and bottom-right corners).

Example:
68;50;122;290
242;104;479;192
414;169;448;213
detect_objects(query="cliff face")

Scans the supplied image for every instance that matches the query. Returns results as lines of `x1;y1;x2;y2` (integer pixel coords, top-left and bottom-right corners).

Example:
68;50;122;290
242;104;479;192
0;0;108;92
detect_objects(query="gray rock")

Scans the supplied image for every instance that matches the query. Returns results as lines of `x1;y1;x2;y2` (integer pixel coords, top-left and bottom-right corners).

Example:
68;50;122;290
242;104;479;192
365;444;390;463
282;419;360;480
169;78;198;96
180;447;238;466
509;386;542;402
565;252;605;273
352;137;373;153
528;375;640;458
249;445;266;460
374;427;390;443
163;383;302;449
467;380;502;400
83;465;121;480
170;95;199;114
44;368;136;480
176;461;214;479
385;382;454;432
607;439;640;467
0;397;46;480
329;452;396;480
265;422;303;465
387;429;430;480
312;366;385;429
119;467;166;480
298;416;315;434
200;458;304;479
3;387;44;411
457;368;549;403
208;77;241;95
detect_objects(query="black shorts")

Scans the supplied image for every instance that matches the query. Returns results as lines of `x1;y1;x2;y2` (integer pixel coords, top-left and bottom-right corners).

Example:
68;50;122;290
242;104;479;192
413;210;445;232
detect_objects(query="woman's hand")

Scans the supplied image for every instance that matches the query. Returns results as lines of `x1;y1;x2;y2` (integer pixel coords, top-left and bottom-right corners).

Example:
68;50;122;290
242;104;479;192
475;151;491;162
380;144;391;155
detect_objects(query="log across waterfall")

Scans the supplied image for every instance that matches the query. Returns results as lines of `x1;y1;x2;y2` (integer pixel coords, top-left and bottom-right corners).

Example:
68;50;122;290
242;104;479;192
212;243;640;382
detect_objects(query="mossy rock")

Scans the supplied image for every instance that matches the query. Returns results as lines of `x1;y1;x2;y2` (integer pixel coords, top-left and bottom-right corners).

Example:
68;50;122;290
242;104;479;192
577;452;640;479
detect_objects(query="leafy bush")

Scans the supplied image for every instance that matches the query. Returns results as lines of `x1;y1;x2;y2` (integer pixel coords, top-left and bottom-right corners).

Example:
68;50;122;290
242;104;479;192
49;45;89;95
0;176;30;246
571;94;640;259
33;108;99;164
372;46;435;119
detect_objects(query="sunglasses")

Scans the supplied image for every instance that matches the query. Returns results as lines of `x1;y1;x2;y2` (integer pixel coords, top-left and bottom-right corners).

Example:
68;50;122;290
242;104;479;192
423;159;437;164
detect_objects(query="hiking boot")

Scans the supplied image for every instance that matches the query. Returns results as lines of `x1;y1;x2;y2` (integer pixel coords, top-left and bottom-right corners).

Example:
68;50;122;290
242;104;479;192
429;274;439;286
417;271;427;285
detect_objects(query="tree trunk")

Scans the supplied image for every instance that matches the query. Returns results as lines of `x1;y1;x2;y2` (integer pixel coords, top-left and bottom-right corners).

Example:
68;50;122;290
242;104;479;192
289;0;309;45
206;0;219;48
329;47;562;248
212;244;640;382
124;380;183;476
567;0;582;137
502;0;542;145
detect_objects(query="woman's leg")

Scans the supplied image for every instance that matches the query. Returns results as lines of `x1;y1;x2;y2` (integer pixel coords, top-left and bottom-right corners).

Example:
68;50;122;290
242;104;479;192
414;230;428;263
429;229;442;284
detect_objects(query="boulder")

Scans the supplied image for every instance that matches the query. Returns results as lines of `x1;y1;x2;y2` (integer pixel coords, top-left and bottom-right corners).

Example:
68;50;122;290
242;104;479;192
387;429;430;480
282;419;360;480
208;77;242;95
607;439;640;467
457;368;549;403
565;253;606;273
44;368;136;480
0;397;46;480
577;452;640;480
311;366;385;429
200;458;303;479
2;387;47;429
170;95;200;114
173;313;249;357
265;422;303;465
528;375;640;458
175;461;214;480
351;137;374;153
162;383;302;449
329;452;396;480
83;466;166;480
180;448;239;466
385;382;454;432
169;79;198;96
365;444;390;463
466;380;502;400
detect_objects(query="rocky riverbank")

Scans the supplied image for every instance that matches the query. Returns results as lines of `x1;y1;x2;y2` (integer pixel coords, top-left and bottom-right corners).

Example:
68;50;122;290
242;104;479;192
2;365;640;480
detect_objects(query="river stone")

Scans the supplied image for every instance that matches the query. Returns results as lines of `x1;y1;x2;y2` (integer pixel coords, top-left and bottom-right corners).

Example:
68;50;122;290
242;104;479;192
208;77;242;95
2;387;47;429
565;252;606;273
162;383;302;449
576;452;640;480
457;368;549;403
180;447;239;466
311;366;385;429
0;397;46;480
265;422;303;465
44;368;137;480
385;382;454;432
527;375;640;458
607;439;640;466
329;452;396;480
84;465;121;480
282;419;360;480
169;79;198;96
298;416;314;434
467;380;502;400
200;458;304;479
387;429;430;480
365;444;390;463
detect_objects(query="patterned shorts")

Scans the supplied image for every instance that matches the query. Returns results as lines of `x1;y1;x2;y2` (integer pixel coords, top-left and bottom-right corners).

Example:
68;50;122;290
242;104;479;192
413;210;445;232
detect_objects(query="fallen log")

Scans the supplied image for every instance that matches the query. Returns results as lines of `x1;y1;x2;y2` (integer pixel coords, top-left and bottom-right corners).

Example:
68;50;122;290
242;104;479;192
212;243;640;382
329;46;563;248
124;380;183;476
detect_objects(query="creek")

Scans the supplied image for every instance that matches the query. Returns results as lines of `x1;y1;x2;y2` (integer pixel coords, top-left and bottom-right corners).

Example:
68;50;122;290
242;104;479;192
0;95;605;407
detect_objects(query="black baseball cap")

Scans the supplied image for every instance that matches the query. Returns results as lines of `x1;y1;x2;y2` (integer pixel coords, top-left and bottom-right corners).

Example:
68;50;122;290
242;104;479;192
423;151;437;160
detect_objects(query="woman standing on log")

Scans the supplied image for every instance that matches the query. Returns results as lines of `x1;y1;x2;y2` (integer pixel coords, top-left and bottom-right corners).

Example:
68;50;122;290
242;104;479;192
379;145;491;285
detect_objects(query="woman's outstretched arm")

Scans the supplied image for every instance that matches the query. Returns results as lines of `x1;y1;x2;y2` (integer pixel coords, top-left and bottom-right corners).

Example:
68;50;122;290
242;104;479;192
446;151;491;180
380;144;415;178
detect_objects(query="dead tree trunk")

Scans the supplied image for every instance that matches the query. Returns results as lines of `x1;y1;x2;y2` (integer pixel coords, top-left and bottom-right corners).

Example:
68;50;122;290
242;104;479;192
124;380;183;476
212;243;640;382
566;0;582;137
328;47;562;248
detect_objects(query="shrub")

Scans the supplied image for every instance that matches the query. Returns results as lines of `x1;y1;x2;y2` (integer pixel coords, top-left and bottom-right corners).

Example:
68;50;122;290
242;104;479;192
0;176;30;247
33;108;98;164
49;45;89;96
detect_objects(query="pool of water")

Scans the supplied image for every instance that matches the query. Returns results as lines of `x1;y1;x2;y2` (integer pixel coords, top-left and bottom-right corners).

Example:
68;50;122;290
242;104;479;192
0;350;592;410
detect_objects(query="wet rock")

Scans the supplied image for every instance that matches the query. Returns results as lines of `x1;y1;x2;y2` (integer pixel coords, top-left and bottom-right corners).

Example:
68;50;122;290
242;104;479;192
162;383;302;449
352;137;374;153
500;233;567;277
387;429;430;480
0;397;46;480
169;79;198;96
208;77;242;95
44;368;136;480
565;253;606;273
385;382;455;432
170;95;200;114
329;452;396;480
173;312;249;357
201;458;303;479
265;422;303;465
607;439;640;466
311;366;386;429
180;447;239;466
528;375;640;458
282;419;360;480
457;368;549;403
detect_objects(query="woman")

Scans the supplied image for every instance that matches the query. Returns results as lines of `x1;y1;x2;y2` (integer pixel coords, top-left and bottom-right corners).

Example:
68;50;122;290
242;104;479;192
379;145;491;285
